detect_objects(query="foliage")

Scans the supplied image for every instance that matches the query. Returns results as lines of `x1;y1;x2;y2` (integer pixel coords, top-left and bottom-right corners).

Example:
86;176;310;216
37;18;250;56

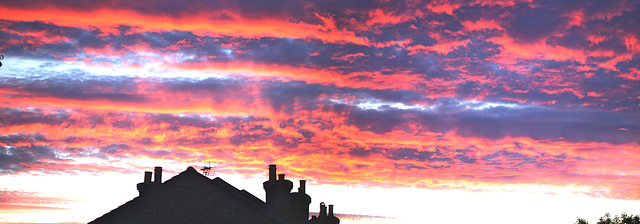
576;213;640;224
576;218;589;224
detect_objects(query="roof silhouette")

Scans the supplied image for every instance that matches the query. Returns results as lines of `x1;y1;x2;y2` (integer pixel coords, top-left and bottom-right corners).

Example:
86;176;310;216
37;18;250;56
90;167;289;224
90;165;340;224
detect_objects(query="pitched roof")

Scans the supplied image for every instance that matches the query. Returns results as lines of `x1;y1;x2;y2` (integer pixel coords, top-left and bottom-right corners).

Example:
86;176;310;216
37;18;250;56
90;167;290;224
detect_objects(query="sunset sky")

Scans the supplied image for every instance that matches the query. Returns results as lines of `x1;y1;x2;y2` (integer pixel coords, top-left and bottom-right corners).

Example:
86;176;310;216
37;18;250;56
1;0;640;223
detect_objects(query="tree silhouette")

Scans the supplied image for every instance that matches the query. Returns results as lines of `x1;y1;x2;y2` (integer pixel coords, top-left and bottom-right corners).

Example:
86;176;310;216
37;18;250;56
576;218;589;224
576;213;640;224
599;213;613;224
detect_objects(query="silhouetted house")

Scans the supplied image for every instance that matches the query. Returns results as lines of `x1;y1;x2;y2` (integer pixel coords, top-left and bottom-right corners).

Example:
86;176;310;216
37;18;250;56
89;164;340;224
309;202;340;224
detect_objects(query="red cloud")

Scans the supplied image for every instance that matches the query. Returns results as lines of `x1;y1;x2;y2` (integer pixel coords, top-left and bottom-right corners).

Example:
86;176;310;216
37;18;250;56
0;7;368;46
618;68;640;81
461;20;504;31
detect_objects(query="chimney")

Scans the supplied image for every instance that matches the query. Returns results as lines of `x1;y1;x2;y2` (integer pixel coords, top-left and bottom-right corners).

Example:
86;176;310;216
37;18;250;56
278;174;285;180
154;166;162;184
137;169;156;195
263;164;293;222
328;204;340;224
299;180;306;194
320;202;327;217
329;204;334;216
144;171;152;183
290;179;311;224
269;164;277;181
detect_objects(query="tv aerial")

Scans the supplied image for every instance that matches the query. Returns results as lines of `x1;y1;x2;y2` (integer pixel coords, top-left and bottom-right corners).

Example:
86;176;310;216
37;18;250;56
200;162;216;176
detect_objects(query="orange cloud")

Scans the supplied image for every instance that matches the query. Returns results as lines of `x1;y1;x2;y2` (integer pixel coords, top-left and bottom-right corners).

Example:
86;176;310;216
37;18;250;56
333;52;368;63
461;20;504;31
0;7;368;46
366;8;416;27
488;35;590;65
618;68;640;81
426;1;461;15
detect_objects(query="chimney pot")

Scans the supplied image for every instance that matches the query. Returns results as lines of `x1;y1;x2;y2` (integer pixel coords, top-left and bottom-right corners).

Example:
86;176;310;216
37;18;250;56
299;180;306;193
144;171;152;183
269;164;277;181
329;204;334;216
154;166;162;184
320;202;327;217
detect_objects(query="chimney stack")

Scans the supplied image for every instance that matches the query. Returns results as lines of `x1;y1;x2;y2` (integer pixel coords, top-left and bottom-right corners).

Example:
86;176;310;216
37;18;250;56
290;179;311;224
299;180;306;194
154;166;162;184
137;168;160;195
320;202;327;217
144;171;152;183
269;164;277;181
263;164;294;223
329;204;334;217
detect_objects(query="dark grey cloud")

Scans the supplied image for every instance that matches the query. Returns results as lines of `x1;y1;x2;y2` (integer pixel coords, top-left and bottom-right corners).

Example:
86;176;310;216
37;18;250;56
0;133;47;144
297;129;316;139
145;113;221;129
229;134;264;146
502;2;567;42
164;77;251;103
349;145;452;163
171;136;221;146
0;74;149;103
454;106;640;144
0;145;61;174
0;107;71;127
344;101;640;144
99;143;131;155
348;108;409;134
382;147;451;162
260;81;334;113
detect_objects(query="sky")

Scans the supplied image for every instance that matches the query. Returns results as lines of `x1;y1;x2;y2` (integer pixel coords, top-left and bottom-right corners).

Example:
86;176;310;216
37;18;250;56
0;0;639;223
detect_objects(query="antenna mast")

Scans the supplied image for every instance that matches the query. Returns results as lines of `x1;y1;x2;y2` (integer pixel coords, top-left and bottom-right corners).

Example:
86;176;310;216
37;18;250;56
200;162;215;176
